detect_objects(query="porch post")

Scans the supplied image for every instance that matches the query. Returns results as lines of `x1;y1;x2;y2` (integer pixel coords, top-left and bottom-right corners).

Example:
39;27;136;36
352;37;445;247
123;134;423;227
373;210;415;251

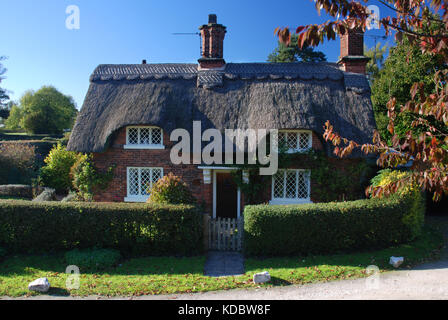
242;170;249;184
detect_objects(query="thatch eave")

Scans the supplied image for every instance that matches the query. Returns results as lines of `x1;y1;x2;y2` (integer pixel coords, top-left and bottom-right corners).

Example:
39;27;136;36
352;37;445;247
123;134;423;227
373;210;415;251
68;63;376;158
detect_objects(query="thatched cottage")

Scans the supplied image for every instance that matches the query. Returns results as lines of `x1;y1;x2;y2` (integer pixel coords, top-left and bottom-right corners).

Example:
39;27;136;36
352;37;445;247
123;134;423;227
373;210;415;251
67;15;376;219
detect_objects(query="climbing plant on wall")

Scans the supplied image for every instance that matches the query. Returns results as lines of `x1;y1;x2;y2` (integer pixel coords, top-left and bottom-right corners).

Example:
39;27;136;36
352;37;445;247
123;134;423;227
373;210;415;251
231;149;376;204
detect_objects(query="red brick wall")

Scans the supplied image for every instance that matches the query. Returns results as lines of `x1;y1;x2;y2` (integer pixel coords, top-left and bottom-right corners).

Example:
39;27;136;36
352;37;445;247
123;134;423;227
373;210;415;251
312;132;324;151
256;132;363;204
260;157;363;204
92;126;212;212
92;127;362;210
340;29;364;57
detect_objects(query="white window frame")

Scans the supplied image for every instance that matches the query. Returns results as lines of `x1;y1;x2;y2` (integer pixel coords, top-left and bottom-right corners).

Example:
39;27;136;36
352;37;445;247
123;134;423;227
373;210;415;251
269;169;312;205
278;130;312;153
124;167;164;202
124;126;165;150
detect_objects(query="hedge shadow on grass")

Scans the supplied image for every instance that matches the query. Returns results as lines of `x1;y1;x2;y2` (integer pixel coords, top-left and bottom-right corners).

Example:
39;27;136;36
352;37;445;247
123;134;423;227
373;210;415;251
0;254;207;277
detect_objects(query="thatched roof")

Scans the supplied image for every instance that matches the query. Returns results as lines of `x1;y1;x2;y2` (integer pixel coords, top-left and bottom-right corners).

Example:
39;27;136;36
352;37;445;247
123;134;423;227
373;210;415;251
67;62;376;156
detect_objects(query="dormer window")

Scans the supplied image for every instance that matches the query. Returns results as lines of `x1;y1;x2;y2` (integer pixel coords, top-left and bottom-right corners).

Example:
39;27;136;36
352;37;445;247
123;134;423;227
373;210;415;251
278;130;312;153
124;126;164;150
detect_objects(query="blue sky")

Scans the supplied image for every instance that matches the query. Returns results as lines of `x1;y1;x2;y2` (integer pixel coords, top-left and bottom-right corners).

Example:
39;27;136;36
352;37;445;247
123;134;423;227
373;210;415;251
0;0;394;108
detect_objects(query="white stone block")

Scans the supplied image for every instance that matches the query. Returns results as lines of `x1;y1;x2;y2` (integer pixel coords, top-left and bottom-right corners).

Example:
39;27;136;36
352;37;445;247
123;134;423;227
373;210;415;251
253;271;271;284
28;277;50;293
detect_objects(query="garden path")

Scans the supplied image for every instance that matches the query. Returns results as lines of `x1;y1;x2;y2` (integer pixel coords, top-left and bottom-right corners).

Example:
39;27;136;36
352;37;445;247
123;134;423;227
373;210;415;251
203;251;245;277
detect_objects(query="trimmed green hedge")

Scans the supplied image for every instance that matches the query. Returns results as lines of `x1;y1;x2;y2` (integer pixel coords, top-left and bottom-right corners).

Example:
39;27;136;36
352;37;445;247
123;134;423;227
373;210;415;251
244;191;425;257
0;201;203;256
0;134;61;141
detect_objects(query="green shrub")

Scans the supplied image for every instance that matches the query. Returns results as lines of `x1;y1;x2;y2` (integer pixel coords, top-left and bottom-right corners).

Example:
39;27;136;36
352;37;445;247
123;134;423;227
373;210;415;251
0;133;62;141
370;169;415;195
70;154;114;201
147;173;196;205
0;142;37;184
65;248;121;271
368;171;425;235
58;132;71;146
244;190;425;257
0;201;203;256
38;143;80;193
0;247;6;260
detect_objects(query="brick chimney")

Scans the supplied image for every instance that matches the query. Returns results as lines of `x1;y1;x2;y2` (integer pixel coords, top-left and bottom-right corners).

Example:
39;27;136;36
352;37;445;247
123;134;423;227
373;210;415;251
198;14;226;69
337;28;370;74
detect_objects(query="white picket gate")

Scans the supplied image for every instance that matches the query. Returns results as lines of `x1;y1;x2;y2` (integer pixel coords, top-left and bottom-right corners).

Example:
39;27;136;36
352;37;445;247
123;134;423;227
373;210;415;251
208;217;243;251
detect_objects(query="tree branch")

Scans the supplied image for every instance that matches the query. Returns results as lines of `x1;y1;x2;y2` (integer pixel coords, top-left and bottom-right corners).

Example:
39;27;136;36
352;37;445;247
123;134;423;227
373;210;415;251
377;0;444;24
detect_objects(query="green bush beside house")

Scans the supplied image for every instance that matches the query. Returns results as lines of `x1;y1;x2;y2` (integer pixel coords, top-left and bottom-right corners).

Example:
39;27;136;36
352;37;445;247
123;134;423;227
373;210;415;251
147;173;196;205
244;190;425;257
38;143;80;194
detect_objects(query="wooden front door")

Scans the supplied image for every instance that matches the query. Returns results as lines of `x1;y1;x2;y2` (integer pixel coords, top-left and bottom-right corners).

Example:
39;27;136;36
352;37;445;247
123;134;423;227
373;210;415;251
216;172;238;219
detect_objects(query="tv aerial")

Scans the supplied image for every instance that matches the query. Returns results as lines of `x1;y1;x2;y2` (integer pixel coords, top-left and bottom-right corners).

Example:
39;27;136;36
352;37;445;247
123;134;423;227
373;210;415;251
172;32;202;56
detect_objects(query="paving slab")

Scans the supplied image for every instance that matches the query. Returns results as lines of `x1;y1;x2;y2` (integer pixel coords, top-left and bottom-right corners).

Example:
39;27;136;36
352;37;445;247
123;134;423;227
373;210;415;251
204;251;244;277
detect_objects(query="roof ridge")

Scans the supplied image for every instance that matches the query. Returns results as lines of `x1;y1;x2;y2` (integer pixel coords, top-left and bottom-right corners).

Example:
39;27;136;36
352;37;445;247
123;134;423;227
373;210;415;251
88;62;372;92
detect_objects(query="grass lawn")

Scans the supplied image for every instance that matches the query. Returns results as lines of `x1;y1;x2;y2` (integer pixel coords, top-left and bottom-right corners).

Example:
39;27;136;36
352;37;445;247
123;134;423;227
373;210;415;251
0;226;443;297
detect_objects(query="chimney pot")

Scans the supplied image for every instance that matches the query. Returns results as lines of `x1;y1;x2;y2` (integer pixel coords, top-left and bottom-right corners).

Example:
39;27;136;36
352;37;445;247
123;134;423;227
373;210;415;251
337;28;370;74
208;14;217;24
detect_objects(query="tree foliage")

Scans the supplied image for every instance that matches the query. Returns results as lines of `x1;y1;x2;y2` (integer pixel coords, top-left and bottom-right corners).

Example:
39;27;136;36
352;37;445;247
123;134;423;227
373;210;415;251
5;86;77;134
0;101;13;119
371;37;445;141
4;103;22;130
276;0;448;200
0;56;9;109
268;34;327;63
365;42;388;83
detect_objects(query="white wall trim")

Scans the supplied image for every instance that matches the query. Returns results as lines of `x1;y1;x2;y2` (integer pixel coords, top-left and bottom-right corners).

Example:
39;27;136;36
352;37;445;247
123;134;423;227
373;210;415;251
202;169;212;184
124;196;149;203
124;145;165;150
269;199;313;205
198;166;240;170
212;171;217;218
237;187;241;218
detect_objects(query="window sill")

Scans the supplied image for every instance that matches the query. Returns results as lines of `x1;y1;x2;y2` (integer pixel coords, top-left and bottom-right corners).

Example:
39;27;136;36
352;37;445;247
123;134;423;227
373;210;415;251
269;199;312;205
124;196;149;203
286;148;311;154
124;145;165;150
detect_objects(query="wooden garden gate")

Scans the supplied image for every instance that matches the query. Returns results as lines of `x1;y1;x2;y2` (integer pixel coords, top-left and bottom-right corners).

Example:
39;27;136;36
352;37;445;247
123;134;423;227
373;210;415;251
208;217;243;251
